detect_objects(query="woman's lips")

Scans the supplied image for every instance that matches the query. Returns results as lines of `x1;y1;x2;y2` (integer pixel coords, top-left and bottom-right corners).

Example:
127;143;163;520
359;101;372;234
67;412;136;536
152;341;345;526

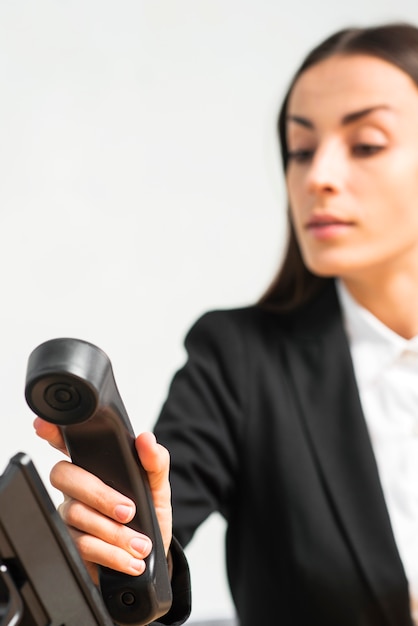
305;215;354;240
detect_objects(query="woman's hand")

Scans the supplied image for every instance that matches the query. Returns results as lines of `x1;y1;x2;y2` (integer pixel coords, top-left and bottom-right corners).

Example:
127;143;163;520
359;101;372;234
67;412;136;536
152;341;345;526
33;417;172;583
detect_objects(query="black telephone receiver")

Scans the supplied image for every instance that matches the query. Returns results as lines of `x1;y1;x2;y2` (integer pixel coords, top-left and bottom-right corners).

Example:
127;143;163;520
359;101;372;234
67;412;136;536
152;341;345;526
24;338;172;626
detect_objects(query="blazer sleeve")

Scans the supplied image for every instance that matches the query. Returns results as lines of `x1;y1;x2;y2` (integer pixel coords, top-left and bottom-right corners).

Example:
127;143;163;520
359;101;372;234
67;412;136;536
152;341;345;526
153;309;247;547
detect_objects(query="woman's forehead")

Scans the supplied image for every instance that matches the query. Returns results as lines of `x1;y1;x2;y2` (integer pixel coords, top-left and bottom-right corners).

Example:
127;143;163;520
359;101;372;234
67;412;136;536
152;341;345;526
287;54;417;119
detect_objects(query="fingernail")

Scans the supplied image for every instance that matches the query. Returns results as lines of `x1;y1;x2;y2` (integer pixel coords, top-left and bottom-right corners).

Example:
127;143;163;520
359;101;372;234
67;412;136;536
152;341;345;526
114;504;134;522
130;537;151;555
130;558;145;574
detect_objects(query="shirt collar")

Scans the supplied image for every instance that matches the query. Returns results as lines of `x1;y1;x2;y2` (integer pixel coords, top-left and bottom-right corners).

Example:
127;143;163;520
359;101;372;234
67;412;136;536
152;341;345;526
336;279;418;388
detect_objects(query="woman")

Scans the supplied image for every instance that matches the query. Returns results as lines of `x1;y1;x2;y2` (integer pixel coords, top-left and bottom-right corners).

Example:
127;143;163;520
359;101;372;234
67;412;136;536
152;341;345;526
35;21;418;626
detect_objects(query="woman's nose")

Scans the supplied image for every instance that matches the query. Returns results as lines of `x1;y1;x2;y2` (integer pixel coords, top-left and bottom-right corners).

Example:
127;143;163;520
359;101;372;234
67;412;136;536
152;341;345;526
306;142;344;195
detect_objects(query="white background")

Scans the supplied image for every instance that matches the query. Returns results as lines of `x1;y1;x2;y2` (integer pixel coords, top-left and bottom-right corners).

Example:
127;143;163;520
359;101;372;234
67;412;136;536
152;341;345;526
0;1;417;621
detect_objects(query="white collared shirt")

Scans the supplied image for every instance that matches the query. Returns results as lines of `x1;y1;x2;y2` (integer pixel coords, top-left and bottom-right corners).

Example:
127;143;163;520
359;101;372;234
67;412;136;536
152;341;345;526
337;280;418;620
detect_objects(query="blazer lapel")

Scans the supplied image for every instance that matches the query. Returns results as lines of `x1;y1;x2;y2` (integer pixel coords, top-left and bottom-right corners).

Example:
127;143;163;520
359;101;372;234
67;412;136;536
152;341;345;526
284;282;412;626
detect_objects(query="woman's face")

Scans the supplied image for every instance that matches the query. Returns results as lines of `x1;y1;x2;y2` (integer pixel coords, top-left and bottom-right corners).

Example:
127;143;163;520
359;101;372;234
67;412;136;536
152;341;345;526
285;53;418;282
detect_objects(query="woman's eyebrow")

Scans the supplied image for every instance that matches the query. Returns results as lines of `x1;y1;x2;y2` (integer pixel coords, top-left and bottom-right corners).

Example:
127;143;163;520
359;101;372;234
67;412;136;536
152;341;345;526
286;115;313;129
341;104;392;125
286;105;392;129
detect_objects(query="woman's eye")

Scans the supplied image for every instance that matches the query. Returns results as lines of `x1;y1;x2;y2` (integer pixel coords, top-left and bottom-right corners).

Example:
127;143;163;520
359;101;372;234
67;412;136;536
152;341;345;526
287;148;315;163
352;143;385;157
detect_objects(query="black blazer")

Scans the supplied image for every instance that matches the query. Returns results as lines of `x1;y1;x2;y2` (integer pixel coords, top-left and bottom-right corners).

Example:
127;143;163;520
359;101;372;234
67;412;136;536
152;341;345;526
154;281;414;626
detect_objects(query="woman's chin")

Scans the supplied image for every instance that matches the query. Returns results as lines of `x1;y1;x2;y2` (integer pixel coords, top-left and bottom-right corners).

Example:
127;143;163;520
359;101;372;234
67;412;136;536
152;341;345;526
303;253;358;279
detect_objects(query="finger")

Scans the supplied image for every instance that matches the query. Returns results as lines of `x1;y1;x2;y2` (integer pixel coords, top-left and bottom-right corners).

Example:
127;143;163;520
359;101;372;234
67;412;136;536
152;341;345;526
68;527;148;576
33;417;68;455
135;432;171;514
50;461;136;523
59;498;152;561
135;432;170;486
135;432;172;554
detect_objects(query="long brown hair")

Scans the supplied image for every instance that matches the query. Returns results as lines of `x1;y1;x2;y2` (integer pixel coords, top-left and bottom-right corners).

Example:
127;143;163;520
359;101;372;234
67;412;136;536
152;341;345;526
258;22;418;311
